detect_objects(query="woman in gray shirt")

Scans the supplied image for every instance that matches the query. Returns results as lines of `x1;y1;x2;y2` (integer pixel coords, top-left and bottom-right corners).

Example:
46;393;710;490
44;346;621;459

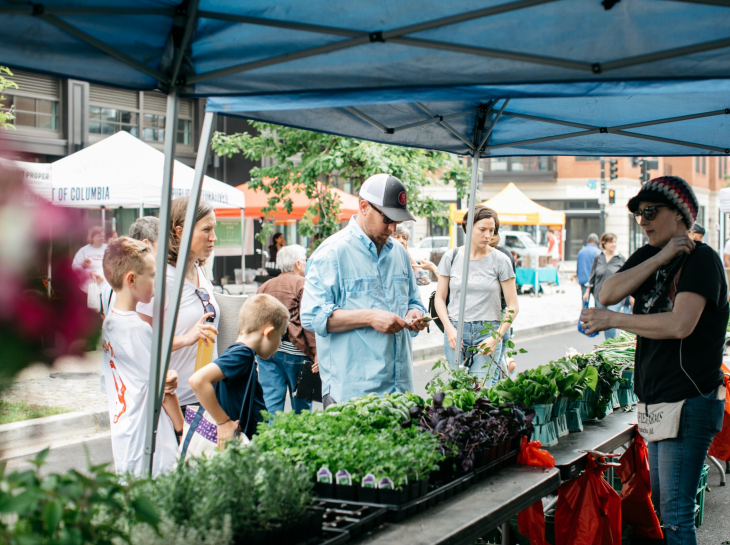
434;206;519;385
584;232;626;339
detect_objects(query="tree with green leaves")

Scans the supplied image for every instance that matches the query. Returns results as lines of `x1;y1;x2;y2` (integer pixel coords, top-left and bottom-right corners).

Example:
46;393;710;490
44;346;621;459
212;122;471;244
0;66;17;129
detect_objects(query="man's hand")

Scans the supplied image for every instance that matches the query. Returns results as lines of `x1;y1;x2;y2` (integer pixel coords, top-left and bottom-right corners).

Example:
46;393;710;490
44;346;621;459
405;309;427;332
217;419;239;450
370;310;407;334
654;235;695;267
580;307;616;335
164;370;178;394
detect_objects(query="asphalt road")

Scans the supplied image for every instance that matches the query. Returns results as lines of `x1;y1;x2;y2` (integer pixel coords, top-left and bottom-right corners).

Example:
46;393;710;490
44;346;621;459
5;328;729;541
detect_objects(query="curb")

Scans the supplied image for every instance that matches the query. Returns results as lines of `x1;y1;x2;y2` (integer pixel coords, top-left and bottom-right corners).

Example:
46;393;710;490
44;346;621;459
412;319;576;362
0;410;109;460
1;320;577;457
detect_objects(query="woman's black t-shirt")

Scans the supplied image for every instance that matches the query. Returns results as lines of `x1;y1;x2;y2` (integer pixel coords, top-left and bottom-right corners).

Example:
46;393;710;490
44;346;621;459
619;241;728;404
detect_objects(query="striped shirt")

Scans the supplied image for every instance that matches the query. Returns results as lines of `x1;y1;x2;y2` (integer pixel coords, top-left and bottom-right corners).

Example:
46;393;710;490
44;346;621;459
278;339;307;357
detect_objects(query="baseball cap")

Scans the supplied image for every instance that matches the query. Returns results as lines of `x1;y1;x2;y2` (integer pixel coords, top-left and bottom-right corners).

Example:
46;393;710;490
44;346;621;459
359;174;416;222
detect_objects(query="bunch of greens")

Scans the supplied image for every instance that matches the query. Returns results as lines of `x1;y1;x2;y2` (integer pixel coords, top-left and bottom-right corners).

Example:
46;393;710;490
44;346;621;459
566;353;624;419
0;449;158;545
415;394;533;471
127;443;312;540
425;359;482;411
592;333;636;368
323;391;420;427
254;404;444;489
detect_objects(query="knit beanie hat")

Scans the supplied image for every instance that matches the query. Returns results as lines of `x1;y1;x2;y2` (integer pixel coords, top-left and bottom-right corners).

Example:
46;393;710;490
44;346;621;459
627;176;698;228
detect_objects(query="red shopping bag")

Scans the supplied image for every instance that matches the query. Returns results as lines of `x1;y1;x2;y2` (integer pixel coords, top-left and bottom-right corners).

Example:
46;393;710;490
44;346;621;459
555;456;622;545
707;366;730;461
616;433;663;539
516;436;555;545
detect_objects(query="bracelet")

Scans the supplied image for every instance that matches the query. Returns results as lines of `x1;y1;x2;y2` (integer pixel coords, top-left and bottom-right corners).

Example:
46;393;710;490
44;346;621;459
216;417;231;426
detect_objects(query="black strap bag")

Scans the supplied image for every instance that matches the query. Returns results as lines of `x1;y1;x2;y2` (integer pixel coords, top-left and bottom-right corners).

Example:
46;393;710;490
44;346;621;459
428;248;458;333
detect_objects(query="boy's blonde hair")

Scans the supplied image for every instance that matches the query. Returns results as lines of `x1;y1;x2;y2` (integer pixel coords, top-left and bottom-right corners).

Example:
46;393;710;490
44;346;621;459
103;236;152;291
239;294;289;335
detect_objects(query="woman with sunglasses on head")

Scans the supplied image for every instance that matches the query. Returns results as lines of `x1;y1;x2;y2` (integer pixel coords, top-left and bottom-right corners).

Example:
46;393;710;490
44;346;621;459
434;205;518;386
138;197;220;410
583;232;626;339
581;176;728;545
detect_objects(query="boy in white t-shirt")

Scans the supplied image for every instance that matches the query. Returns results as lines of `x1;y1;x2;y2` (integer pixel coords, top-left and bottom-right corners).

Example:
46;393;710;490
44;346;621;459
101;237;183;478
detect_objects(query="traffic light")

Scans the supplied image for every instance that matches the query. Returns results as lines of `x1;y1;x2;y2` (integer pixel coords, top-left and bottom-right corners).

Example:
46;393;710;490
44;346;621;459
608;189;616;204
609;159;618;180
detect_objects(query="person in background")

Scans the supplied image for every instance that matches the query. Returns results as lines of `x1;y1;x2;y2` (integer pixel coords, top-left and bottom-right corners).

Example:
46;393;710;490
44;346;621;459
546;229;560;265
106;229;118;243
434;205;518;385
72;226;107;293
268;232;285;265
393;225;436;284
189;294;286;447
576;233;601;302
723;236;730;267
584;233;626;339
581;176;727;545
302;173;427;408
138;197;220;411
689;223;705;242
257;244;318;414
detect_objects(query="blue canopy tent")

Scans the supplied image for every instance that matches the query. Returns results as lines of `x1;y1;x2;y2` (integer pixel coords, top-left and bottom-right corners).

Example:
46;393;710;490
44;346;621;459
2;0;730;476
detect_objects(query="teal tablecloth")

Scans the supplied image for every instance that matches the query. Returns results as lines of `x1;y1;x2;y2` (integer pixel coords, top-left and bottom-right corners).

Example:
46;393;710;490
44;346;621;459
515;267;559;286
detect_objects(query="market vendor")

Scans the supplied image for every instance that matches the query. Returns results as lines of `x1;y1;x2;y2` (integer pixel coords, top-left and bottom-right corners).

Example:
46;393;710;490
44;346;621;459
580;176;727;545
301;174;427;408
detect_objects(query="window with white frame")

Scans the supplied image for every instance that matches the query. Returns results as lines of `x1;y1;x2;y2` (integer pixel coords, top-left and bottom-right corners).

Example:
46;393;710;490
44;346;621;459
0;70;60;133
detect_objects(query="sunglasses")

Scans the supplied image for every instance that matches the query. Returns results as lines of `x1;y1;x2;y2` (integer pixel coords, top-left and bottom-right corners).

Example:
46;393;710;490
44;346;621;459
368;202;401;226
195;288;216;320
633;204;667;224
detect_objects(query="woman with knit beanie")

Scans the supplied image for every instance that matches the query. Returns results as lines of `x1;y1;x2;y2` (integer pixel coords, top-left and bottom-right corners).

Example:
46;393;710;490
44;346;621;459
580;176;728;545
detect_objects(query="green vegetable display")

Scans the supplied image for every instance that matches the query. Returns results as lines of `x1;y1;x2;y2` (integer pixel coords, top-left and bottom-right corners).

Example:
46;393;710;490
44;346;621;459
592;332;636;368
552;353;625;420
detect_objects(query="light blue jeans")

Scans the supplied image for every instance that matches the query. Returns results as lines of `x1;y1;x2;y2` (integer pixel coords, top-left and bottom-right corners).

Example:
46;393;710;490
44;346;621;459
444;320;502;385
595;300;623;339
648;392;724;545
257;351;312;414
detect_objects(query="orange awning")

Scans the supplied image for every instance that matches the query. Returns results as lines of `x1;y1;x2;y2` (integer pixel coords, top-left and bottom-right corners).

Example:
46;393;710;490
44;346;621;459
215;181;359;222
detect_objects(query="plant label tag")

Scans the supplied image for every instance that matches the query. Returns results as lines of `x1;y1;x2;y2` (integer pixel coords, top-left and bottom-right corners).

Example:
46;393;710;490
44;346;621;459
362;474;377;489
316;467;333;484
336;470;352;486
378;477;394;490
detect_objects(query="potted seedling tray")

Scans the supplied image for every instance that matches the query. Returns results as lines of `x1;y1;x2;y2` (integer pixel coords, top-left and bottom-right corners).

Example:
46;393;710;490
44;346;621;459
310;501;389;545
313;437;520;523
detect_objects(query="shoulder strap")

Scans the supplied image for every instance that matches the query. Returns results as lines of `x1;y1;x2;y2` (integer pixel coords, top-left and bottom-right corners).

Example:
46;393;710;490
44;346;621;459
237;360;258;437
179;406;206;462
450;247;458;267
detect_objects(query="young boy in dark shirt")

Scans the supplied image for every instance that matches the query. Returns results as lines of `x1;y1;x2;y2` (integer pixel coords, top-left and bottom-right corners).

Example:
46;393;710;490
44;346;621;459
189;294;289;448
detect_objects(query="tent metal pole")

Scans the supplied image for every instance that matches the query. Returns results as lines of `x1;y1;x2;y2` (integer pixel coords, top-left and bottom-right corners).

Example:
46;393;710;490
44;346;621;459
101;206;105;233
503;110;594;130
169;0;201;86
0;6;174;15
454;153;481;368
601;37;730;73
142;88;179;474
477;99;509;151
610;130;729;154
154;111;217;413
343;106;391;133
240;208;246;276
390;108;479;134
415;103;476;151
486;128;600;151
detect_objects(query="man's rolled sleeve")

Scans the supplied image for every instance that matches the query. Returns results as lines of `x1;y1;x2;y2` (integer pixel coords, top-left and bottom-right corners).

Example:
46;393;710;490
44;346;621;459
301;249;341;337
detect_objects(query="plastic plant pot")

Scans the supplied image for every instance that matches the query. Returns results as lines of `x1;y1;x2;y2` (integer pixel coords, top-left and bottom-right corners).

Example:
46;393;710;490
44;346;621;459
314;481;335;499
552;397;569;418
566;408;583;432
379;487;408;505
621;369;635;389
358;485;378;504
335;483;356;501
554;413;569;437
533;422;558;447
419;477;430;497
532;404;554;425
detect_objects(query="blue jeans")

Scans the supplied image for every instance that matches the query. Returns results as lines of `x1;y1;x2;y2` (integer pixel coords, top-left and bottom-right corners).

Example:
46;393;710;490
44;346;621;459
648;392;724;545
595;300;622;339
444;320;502;386
257;351;312;415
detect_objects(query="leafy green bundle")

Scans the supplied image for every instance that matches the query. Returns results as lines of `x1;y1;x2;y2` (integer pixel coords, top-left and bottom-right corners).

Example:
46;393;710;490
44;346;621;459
592;332;636;368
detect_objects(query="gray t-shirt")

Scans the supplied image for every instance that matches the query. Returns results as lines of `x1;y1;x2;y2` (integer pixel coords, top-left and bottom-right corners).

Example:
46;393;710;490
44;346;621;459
437;247;515;323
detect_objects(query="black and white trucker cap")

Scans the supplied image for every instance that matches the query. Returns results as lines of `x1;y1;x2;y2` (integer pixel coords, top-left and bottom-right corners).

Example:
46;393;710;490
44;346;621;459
359;174;416;222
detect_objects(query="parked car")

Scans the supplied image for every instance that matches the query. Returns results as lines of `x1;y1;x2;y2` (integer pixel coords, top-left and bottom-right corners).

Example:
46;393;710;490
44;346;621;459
500;230;548;268
410;236;451;265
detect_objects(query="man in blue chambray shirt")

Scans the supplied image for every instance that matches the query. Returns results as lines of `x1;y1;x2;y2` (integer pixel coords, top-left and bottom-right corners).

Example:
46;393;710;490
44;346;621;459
576;233;601;302
301;174;428;407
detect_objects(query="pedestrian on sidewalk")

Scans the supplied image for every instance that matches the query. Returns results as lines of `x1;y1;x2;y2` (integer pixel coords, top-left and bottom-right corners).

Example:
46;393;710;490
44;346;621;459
576;233;601;302
138;197;220;411
433;205;518;385
257;244;318;414
584;233;626;339
301;174;427;408
72;225;107;293
581;176;727;545
689;223;705;242
393;224;436;285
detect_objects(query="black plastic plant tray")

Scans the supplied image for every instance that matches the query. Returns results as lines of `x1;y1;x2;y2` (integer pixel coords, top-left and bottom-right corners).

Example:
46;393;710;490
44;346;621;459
312;443;520;524
302;500;388;545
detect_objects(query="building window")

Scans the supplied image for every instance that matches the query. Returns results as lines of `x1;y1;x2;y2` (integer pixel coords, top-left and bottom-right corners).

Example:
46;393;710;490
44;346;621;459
89;106;138;136
1;95;59;130
695;157;700;173
702;156;706;175
484;156;551;172
574;157;601;161
142;114;192;145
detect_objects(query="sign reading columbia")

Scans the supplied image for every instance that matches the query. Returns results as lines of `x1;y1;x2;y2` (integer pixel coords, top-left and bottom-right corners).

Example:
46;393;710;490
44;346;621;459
53;186;111;202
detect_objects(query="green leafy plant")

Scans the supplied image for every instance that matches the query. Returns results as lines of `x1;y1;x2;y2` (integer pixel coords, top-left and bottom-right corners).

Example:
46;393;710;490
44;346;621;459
0;449;158;545
0;66;17;130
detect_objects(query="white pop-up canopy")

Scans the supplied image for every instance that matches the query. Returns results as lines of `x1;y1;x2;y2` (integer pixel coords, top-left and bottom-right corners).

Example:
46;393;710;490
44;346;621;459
51;131;245;210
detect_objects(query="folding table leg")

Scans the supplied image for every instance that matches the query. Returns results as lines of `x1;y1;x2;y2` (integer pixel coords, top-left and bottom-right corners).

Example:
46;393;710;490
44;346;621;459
706;456;726;486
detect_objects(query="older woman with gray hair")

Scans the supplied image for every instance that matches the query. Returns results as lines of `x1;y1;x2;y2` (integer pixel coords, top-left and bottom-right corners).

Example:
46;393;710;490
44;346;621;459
256;244;318;413
393;225;437;284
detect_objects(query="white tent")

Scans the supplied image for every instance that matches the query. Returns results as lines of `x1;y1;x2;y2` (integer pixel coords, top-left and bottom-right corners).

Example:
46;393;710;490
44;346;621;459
51;131;244;210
